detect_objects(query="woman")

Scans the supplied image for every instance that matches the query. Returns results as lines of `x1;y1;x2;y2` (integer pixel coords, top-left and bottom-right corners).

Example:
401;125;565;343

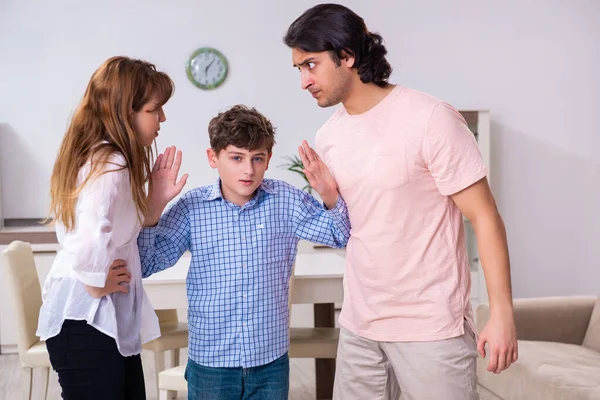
37;56;174;399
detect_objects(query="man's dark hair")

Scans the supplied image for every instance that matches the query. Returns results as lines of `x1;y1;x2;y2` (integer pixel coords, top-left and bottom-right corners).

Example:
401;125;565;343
208;105;276;155
284;3;392;87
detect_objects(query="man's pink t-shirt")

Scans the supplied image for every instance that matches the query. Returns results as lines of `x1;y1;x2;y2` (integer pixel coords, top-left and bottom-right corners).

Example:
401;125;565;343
316;85;487;341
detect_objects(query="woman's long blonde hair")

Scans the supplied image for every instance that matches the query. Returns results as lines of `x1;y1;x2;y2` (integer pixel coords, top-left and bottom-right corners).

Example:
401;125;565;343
48;56;174;231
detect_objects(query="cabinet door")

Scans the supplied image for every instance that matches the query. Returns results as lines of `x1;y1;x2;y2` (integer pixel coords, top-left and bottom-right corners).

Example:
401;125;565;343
459;110;491;306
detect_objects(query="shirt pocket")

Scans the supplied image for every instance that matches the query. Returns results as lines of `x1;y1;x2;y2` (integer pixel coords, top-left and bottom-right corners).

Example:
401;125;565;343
251;219;295;259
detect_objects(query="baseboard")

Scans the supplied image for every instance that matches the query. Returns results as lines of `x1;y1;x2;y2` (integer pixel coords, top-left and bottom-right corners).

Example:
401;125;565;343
0;344;17;354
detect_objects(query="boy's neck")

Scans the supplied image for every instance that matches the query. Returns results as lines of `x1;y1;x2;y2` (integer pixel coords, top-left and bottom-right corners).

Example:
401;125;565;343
342;83;396;116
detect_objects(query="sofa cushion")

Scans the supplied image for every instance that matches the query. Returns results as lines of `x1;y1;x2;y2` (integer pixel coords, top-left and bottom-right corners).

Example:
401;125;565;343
478;340;600;400
582;298;600;352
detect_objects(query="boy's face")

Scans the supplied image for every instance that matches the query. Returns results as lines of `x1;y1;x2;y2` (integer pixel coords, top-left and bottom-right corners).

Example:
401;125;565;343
207;145;272;206
292;48;355;108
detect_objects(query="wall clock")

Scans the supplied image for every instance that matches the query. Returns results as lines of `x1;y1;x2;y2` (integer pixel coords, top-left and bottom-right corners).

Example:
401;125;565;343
186;47;228;90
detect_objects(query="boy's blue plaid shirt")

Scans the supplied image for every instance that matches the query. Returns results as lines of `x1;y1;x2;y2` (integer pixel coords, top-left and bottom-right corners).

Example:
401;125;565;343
138;179;351;368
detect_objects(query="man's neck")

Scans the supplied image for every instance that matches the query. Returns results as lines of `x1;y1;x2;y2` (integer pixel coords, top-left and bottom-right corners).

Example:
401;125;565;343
343;83;396;115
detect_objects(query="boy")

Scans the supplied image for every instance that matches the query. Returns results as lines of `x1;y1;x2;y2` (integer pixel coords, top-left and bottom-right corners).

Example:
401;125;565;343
138;104;350;399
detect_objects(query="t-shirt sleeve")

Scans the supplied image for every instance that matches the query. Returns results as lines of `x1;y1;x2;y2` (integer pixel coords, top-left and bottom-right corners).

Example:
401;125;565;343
423;103;488;196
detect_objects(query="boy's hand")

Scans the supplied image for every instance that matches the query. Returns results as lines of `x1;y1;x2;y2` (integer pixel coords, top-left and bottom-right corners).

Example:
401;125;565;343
145;146;188;227
298;140;339;209
84;259;131;298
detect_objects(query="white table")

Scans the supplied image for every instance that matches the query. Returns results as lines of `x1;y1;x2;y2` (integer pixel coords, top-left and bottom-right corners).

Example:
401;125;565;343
142;246;345;399
143;248;345;307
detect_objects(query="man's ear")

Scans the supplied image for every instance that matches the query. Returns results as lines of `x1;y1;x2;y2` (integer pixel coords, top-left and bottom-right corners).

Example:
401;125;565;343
339;50;356;69
207;148;218;169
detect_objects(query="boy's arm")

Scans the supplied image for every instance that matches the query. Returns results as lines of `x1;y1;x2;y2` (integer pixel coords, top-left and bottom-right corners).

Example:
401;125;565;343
292;191;351;248
138;198;191;278
292;141;351;247
297;140;339;209
145;146;189;226
139;146;190;278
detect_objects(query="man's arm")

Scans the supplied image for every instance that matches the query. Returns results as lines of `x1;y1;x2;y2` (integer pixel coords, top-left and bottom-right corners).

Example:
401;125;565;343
452;177;518;374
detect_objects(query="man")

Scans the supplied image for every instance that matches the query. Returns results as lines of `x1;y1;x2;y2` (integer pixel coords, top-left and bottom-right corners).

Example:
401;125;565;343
284;4;518;399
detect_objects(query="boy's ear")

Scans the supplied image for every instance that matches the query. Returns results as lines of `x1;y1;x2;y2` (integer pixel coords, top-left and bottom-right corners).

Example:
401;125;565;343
265;152;273;171
206;148;218;169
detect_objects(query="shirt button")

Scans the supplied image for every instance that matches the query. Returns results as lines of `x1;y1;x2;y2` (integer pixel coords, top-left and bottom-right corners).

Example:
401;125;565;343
242;322;247;327
243;264;247;269
242;293;247;299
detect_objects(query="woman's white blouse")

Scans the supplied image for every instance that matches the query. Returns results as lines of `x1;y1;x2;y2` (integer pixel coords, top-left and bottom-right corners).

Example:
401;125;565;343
36;154;160;356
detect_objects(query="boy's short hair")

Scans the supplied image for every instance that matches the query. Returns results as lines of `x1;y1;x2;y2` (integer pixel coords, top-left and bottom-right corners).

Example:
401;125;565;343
208;105;276;155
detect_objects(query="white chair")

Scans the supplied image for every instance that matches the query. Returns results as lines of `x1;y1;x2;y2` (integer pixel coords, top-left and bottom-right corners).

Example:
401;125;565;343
158;365;186;400
2;241;52;400
142;309;188;400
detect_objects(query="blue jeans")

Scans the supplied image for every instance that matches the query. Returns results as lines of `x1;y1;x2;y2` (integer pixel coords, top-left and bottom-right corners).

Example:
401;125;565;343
185;353;289;400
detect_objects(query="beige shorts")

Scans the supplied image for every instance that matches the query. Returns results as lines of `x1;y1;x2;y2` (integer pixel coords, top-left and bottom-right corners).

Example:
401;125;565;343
333;321;479;400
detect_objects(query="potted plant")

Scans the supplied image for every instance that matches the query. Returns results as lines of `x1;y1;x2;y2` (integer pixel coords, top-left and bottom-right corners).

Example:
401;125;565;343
278;155;312;194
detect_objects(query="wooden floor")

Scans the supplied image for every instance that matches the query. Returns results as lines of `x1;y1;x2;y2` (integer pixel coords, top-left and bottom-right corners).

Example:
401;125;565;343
0;350;317;400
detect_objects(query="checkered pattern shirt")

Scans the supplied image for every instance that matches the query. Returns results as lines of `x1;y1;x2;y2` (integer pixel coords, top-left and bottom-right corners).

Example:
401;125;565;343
138;179;351;368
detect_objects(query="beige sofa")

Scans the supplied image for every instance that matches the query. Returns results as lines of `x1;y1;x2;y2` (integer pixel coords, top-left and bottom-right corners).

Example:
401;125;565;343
476;296;600;400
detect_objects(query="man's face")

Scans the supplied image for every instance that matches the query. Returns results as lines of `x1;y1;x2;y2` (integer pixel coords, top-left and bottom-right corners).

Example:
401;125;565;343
292;48;354;108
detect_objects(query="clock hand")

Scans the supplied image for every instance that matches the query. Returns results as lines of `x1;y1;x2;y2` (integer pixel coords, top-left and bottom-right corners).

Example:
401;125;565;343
204;59;215;77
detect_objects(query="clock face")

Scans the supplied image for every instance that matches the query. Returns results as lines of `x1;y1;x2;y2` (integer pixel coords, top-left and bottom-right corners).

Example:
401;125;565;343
186;47;228;90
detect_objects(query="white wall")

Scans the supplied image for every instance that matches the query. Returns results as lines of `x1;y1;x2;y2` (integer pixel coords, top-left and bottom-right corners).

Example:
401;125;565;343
1;0;599;298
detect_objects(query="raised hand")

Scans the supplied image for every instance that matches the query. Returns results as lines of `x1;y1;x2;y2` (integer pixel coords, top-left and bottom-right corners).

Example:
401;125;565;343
298;140;339;209
146;146;189;226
